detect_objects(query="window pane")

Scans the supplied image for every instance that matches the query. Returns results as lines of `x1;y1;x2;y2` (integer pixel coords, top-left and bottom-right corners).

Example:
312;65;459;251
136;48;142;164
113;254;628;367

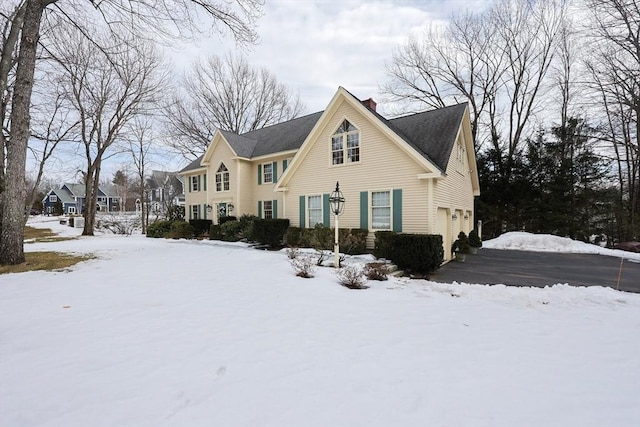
263;163;273;183
308;195;322;226
263;200;273;219
371;191;390;229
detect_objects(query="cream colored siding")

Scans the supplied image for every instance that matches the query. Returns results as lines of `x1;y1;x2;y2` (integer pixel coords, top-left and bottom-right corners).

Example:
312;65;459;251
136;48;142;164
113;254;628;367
253;155;289;218
283;100;429;236
183;170;207;219
432;132;475;251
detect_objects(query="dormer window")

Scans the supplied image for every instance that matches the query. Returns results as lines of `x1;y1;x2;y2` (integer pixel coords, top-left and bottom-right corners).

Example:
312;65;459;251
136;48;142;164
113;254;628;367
216;163;230;192
331;119;360;165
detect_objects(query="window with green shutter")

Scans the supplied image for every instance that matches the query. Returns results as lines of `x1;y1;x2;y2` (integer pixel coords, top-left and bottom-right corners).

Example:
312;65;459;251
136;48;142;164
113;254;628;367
258;164;262;185
273;200;278;219
392;189;402;232
258;201;263;218
360;191;368;229
272;162;278;183
322;193;330;226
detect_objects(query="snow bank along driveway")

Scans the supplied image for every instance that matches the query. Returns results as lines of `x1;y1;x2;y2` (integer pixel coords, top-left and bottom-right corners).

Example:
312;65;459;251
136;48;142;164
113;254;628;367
1;219;639;426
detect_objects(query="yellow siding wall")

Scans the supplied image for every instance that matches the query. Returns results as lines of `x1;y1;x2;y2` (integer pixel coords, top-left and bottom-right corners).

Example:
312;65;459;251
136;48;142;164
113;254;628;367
282;100;430;236
432;131;476;257
183;169;208;219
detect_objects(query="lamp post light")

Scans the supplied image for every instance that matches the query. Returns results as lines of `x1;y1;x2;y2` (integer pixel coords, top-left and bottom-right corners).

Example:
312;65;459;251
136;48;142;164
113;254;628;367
329;181;345;268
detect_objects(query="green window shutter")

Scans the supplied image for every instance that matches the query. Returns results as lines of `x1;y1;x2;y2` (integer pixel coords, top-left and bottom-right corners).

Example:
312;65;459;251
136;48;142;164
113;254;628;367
188;177;192;192
323;193;330;227
393;189;403;232
203;174;207;191
258;201;263;219
203;204;207;220
299;195;305;228
197;204;201;219
283;159;288;171
258;164;262;185
273;200;278;219
360;191;368;229
197;175;201;192
273;161;278;183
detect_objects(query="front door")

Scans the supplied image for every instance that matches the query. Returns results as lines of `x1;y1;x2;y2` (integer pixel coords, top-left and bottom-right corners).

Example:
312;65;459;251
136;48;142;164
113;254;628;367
218;203;227;220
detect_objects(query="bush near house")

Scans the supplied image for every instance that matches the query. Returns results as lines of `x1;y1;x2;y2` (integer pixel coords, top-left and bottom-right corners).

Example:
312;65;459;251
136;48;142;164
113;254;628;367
146;220;174;238
250;219;290;248
285;225;368;255
167;221;195;239
189;219;212;237
374;231;443;274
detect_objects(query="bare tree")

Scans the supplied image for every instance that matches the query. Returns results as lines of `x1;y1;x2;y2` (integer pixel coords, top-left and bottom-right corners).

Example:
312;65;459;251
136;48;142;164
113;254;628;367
126;117;153;234
585;0;639;240
46;26;166;236
384;0;564;167
1;0;262;265
164;53;304;159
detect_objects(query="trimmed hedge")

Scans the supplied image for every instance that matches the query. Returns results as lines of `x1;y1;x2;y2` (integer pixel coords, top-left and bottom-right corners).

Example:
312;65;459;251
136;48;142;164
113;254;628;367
146;220;174;238
250;218;290;248
189;219;212;237
167;221;195;239
285;226;369;255
374;231;443;274
220;220;244;241
209;224;223;240
219;216;237;225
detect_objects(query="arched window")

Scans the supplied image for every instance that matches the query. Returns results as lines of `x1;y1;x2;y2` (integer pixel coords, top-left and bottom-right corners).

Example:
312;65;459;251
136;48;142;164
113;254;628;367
331;119;360;165
216;163;230;192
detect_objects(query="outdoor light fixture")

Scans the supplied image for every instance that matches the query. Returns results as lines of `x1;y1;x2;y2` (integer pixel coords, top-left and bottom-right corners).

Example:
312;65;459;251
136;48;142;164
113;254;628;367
206;204;213;213
228;203;235;212
452;213;458;220
464;214;469;220
329;181;345;268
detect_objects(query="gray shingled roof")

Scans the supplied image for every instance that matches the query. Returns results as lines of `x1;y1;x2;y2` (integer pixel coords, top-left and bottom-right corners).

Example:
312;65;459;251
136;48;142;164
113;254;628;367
179;94;466;174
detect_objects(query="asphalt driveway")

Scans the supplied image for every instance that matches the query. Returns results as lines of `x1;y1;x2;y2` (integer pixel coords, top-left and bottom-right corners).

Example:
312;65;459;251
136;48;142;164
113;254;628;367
430;248;640;293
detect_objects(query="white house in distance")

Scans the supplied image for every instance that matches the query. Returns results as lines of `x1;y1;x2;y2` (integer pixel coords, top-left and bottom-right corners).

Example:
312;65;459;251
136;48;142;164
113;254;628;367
180;87;479;260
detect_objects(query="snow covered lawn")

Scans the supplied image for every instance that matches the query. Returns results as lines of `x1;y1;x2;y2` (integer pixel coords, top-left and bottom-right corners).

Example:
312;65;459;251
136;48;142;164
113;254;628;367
1;217;639;426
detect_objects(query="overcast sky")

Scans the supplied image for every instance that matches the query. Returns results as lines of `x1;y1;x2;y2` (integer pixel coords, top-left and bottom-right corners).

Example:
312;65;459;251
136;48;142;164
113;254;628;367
169;0;494;116
32;0;497;185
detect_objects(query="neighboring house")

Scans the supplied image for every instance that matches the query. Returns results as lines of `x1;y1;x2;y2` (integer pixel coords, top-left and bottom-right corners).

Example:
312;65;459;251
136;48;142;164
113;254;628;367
145;171;186;215
42;183;121;215
180;87;479;260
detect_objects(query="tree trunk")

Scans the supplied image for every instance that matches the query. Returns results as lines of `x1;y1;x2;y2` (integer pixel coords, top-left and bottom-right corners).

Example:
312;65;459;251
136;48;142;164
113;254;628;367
0;0;48;265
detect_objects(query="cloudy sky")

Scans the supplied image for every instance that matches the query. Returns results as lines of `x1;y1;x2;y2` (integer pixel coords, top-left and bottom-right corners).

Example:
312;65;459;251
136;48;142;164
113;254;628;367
170;0;494;116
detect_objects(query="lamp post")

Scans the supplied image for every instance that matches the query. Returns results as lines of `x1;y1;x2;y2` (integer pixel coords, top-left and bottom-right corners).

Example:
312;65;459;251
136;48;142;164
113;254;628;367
329;181;345;268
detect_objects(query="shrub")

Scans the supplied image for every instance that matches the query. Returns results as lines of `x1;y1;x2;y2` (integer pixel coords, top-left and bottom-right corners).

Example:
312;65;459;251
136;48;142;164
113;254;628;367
238;214;259;241
289;255;317;278
209;224;222;240
373;231;396;259
469;229;482;248
250;218;290;248
364;262;389;281
310;224;333;251
146;220;173;238
219;215;238;225
339;228;368;255
285;226;303;247
220;220;244;242
336;265;368;289
389;234;444;274
189;219;212;237
286;247;299;259
167;221;195;239
452;231;470;254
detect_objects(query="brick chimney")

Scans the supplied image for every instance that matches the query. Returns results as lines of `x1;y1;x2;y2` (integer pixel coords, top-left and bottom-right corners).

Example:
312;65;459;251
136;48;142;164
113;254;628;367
361;98;377;111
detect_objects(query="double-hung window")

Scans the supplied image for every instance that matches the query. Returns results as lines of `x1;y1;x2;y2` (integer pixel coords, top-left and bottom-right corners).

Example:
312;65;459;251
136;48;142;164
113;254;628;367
371;191;391;230
191;204;199;220
216;163;230;192
262;163;273;184
191;176;199;192
263;200;273;219
308;195;322;227
50;195;58;203
332;119;360;165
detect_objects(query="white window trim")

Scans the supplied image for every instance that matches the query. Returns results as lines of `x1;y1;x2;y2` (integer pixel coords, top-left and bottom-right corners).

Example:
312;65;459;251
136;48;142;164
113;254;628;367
191;176;199;192
191;204;199;220
216;164;230;192
307;194;323;227
370;189;393;231
49;194;58;203
330;118;361;167
263;200;273;220
262;162;273;184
